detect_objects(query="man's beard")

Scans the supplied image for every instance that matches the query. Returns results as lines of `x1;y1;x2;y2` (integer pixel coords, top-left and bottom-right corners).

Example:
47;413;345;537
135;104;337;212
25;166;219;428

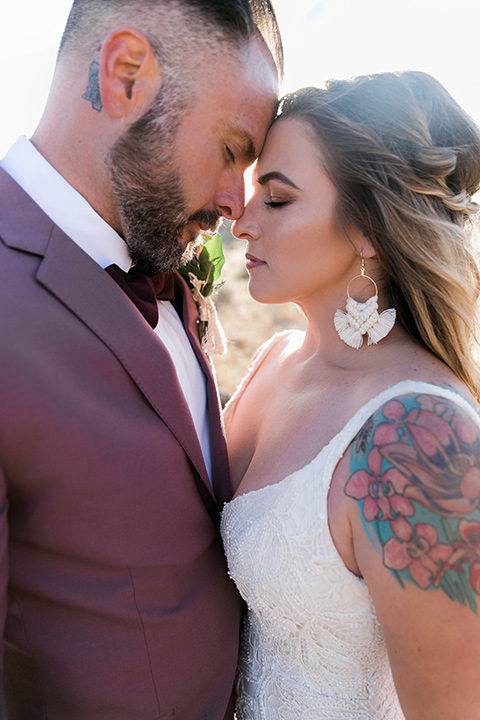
107;80;220;275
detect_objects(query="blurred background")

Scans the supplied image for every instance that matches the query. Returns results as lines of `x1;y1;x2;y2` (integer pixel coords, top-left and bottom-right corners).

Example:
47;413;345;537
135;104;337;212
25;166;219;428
2;0;480;395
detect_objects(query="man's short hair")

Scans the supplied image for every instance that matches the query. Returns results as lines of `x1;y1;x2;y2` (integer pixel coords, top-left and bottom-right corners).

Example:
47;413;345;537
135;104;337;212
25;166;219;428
58;0;283;80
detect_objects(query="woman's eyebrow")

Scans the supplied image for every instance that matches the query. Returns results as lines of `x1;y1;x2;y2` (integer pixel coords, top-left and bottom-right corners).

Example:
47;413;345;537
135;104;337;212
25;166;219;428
256;171;299;189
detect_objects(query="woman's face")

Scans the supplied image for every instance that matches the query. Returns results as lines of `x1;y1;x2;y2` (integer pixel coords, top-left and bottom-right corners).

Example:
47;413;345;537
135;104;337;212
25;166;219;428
232;118;363;306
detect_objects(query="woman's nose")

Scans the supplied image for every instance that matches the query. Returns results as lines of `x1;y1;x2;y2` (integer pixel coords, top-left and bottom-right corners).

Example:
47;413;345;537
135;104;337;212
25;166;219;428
232;202;259;241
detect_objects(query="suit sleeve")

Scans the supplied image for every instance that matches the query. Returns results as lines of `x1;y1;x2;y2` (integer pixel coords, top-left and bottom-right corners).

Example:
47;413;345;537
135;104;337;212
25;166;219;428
0;466;8;717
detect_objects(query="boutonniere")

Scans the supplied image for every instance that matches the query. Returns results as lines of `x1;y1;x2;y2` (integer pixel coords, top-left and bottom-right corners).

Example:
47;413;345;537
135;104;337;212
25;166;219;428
178;231;228;356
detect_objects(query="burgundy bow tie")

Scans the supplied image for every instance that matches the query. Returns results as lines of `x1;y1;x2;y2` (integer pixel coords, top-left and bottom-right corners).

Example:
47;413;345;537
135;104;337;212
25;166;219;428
105;264;176;329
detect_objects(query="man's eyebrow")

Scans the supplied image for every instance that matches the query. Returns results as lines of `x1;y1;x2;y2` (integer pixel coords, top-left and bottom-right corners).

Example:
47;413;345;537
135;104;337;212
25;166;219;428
239;131;257;164
256;171;299;189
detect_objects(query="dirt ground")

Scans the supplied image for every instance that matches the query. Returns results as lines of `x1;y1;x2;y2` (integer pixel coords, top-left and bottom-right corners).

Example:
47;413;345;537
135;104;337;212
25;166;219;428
211;225;306;403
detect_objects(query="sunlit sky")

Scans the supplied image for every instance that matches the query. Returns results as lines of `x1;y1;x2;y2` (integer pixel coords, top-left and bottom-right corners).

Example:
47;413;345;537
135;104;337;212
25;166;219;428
1;0;480;157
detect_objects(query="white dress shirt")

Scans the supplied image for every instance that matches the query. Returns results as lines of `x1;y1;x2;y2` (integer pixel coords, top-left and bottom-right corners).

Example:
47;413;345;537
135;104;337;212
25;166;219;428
1;136;212;481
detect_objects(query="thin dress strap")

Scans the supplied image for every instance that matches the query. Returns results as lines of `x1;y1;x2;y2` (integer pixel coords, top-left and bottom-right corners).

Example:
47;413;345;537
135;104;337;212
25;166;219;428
223;330;299;435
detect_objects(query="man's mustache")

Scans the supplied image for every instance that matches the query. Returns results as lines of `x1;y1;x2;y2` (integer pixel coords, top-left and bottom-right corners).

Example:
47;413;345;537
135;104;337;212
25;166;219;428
188;209;222;232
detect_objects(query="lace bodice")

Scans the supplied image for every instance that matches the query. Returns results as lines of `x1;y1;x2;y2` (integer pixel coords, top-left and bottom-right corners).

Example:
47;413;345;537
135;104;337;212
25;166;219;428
221;333;478;719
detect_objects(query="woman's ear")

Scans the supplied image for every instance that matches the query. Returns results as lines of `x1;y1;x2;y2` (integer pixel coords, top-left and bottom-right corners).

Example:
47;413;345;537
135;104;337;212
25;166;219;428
356;235;376;260
346;223;376;261
99;27;161;118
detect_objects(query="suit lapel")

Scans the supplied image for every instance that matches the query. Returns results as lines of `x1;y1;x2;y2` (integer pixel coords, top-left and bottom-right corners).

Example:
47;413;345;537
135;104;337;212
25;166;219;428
174;277;231;506
37;226;217;501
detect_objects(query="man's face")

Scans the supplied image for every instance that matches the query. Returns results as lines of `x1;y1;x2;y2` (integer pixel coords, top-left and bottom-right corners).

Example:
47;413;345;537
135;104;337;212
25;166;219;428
108;37;278;275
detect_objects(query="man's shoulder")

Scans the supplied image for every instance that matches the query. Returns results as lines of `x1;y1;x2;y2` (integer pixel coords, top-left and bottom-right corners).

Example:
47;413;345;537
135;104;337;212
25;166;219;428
0;167;55;256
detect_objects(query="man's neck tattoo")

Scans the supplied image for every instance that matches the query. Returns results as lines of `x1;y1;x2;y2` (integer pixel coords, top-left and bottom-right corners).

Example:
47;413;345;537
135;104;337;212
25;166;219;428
82;60;103;112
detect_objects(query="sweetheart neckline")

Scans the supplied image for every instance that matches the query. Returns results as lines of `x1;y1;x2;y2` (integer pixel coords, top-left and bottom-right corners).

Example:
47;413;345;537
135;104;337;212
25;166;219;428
228;429;335;506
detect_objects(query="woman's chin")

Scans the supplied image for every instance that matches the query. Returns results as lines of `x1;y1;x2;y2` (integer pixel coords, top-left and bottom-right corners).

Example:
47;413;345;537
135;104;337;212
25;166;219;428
248;280;290;306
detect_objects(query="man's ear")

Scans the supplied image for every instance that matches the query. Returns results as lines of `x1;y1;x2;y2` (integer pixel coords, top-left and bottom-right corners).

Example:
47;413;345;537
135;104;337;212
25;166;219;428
99;27;161;118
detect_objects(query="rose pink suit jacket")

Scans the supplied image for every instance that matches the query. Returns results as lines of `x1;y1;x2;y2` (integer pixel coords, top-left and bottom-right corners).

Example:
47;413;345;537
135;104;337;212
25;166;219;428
0;168;241;719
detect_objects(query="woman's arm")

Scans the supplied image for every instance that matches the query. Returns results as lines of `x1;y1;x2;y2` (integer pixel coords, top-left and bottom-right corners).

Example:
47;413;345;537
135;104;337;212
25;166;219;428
346;390;480;719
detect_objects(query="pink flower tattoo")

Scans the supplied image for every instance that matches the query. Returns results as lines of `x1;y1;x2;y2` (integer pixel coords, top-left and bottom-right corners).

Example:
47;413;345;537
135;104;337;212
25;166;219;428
346;392;480;612
346;444;415;522
383;518;452;589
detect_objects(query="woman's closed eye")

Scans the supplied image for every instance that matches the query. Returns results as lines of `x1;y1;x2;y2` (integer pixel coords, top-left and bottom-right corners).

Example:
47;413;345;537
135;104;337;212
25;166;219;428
264;199;289;208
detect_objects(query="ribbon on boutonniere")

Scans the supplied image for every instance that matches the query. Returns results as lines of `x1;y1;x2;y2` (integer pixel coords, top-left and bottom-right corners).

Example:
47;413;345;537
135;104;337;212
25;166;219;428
178;232;228;357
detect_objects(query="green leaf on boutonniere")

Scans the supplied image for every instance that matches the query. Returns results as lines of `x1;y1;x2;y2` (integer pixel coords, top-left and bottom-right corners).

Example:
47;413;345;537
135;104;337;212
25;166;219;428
178;232;227;348
178;232;225;297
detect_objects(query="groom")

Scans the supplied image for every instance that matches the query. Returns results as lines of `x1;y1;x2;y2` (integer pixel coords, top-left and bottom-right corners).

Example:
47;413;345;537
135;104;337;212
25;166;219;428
0;1;281;717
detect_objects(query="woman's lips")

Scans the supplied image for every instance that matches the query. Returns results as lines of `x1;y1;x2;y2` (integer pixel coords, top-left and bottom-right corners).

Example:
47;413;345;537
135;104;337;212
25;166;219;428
245;253;266;270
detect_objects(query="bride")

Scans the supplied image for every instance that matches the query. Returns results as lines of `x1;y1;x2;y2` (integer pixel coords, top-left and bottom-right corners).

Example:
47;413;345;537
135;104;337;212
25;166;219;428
221;71;480;719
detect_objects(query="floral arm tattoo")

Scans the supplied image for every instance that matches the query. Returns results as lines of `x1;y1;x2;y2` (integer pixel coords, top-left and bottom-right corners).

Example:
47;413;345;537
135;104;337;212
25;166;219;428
345;393;480;613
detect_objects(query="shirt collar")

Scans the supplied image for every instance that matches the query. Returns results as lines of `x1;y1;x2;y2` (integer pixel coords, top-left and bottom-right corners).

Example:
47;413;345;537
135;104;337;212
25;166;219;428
1;136;132;271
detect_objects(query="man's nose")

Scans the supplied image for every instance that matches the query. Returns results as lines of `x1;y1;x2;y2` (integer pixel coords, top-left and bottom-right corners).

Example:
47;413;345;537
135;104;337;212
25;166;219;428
214;174;246;221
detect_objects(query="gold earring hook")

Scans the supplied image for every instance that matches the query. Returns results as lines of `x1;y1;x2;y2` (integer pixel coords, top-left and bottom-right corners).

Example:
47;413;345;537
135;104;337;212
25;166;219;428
346;257;378;299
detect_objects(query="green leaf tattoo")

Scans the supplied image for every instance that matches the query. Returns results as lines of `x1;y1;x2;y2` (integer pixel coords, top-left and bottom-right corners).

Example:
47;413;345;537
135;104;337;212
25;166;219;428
345;392;480;613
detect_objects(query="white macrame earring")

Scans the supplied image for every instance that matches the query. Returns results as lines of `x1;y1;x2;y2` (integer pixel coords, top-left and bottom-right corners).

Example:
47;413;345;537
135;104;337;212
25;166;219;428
334;258;396;349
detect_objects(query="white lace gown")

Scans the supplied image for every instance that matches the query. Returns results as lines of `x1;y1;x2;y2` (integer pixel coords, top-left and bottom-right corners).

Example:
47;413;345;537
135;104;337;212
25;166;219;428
221;333;479;720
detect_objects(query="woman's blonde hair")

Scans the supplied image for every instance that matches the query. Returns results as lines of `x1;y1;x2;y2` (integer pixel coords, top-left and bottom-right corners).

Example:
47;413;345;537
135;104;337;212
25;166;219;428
279;72;480;400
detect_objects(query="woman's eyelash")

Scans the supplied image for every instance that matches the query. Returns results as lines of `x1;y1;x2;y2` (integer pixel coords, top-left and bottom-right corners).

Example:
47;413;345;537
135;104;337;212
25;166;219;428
226;147;235;162
264;200;288;208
